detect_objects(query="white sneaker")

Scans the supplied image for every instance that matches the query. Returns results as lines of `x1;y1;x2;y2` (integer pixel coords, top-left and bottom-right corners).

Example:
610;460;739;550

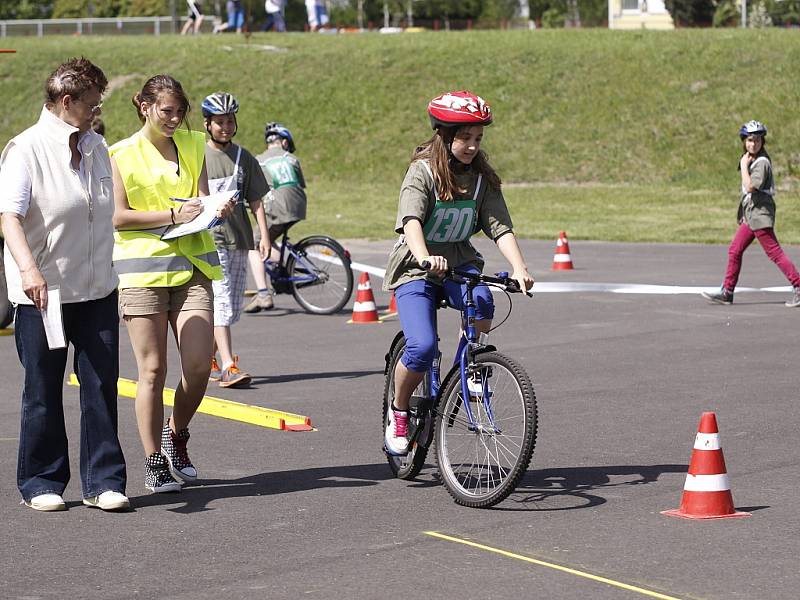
384;407;409;456
467;375;492;400
24;493;66;512
83;491;130;511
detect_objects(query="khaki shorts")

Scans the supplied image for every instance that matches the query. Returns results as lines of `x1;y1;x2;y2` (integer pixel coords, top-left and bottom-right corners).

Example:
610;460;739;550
119;270;213;316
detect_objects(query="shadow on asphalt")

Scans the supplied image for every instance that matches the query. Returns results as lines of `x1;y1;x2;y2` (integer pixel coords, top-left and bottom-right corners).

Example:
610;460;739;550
129;463;394;513
249;369;382;384
495;464;689;512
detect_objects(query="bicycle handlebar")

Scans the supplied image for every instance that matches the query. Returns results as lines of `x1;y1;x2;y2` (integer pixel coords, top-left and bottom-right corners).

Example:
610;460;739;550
420;260;533;297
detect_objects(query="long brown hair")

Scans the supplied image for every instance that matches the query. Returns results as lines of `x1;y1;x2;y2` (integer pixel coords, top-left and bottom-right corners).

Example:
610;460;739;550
410;126;501;201
132;74;191;127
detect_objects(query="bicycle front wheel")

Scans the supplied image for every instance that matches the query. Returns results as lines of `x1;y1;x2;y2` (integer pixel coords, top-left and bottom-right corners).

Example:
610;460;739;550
434;351;537;508
288;236;354;314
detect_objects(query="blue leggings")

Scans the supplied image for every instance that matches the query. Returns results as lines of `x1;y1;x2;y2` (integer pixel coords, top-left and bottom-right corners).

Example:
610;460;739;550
395;266;494;373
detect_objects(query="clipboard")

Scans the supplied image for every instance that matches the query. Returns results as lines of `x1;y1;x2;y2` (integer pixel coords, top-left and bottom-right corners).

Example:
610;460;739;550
161;191;238;241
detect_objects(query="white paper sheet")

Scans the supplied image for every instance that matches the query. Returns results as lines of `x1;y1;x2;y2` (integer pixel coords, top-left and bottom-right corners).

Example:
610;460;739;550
42;287;66;350
161;191;237;240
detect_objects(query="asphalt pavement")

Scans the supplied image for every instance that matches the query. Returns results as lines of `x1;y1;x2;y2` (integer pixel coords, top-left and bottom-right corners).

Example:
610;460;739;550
2;238;799;599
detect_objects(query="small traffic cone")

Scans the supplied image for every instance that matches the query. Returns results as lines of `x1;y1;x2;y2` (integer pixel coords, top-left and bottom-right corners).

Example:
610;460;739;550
552;231;574;271
348;272;381;324
662;412;750;520
383;291;398;315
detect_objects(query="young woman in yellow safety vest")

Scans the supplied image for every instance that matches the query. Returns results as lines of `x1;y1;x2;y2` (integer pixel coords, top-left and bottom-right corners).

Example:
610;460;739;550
110;75;235;494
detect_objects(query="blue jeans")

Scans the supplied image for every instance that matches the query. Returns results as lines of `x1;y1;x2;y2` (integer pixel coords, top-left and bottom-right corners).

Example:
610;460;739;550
15;292;126;501
262;11;286;31
395;266;494;373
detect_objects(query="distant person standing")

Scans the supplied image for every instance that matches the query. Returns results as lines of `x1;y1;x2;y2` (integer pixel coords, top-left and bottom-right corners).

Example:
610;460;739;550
305;0;329;31
0;57;128;512
702;120;800;307
263;0;286;32
215;0;245;33
181;0;204;35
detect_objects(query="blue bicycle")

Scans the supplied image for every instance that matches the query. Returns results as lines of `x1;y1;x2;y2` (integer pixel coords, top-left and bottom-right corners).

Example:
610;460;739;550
382;267;538;508
264;232;354;315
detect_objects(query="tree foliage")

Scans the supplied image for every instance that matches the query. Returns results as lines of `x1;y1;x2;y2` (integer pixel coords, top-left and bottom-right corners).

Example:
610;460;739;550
664;0;716;26
0;0;53;18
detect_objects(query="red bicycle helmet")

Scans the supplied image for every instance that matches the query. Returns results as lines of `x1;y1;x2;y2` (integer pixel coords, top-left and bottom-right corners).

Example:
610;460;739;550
427;90;493;130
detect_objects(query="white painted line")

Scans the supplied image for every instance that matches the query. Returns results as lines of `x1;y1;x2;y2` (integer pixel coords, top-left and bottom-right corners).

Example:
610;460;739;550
350;260;387;278
348;260;788;295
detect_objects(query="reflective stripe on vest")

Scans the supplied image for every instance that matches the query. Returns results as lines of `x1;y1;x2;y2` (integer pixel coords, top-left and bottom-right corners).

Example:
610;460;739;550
114;256;193;275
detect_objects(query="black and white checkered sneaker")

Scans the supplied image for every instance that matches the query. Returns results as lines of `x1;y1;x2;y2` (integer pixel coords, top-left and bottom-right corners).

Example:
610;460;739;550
161;422;198;482
144;453;182;493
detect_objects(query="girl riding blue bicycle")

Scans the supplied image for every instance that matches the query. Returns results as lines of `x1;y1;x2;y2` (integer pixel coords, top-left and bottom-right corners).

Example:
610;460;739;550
382;90;534;456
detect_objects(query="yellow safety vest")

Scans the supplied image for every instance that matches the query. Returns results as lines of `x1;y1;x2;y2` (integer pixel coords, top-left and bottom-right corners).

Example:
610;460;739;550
110;128;222;289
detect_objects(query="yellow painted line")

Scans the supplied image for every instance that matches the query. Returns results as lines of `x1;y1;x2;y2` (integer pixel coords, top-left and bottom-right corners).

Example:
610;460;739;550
68;374;314;432
0;328;14;336
424;532;682;600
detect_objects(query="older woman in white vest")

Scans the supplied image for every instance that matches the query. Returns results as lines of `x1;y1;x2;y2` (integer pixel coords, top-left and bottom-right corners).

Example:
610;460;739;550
0;58;128;512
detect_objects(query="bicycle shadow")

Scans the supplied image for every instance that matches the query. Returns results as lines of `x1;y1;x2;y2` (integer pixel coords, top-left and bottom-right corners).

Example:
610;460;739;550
129;463;393;513
249;369;382;385
493;464;689;512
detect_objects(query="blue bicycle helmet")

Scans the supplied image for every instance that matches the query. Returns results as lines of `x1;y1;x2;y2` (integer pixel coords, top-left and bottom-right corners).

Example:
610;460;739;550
264;122;295;153
202;92;239;118
739;120;767;139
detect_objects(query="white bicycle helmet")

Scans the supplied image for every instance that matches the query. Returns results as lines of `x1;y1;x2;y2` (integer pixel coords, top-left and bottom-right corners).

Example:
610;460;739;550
202;92;239;117
739;120;767;139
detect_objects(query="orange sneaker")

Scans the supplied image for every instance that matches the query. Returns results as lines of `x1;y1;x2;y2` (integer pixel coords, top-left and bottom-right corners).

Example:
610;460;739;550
209;357;222;382
219;356;252;388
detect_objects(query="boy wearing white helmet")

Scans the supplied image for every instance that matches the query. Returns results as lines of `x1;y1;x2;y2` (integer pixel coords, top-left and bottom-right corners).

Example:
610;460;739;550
202;92;271;386
702;120;800;307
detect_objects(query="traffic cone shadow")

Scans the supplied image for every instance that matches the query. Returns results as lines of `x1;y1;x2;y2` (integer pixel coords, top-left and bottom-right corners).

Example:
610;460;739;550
662;412;750;520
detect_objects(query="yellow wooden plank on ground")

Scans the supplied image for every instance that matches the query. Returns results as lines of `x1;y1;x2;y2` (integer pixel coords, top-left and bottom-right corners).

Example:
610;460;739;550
67;374;313;431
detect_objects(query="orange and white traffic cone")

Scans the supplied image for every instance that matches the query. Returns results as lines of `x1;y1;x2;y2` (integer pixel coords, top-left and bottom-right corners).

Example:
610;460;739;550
383;291;398;315
348;272;381;324
551;231;574;271
662;412;750;520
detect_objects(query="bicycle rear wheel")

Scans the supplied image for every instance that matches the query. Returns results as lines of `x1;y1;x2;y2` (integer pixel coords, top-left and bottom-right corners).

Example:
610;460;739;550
383;336;430;479
434;351;537;508
288;236;353;315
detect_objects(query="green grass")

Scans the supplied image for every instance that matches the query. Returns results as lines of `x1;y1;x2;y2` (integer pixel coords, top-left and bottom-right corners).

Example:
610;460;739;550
3;30;800;243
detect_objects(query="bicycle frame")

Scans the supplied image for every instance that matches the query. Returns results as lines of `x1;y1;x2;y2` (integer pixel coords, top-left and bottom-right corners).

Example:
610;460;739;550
411;272;505;440
263;235;321;292
448;274;500;433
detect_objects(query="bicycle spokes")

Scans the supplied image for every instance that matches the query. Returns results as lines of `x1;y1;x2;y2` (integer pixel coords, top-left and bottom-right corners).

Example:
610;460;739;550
435;352;537;507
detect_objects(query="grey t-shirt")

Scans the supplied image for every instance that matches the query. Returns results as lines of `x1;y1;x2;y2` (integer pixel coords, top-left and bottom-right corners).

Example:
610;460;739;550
256;146;307;225
737;154;776;230
383;160;514;291
205;142;269;250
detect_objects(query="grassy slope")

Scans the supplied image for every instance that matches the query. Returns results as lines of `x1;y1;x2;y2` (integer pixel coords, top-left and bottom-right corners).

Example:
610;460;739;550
2;30;800;242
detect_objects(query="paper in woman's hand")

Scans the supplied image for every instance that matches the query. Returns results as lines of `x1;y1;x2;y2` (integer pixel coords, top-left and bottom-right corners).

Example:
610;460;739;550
42;287;66;349
161;191;238;240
